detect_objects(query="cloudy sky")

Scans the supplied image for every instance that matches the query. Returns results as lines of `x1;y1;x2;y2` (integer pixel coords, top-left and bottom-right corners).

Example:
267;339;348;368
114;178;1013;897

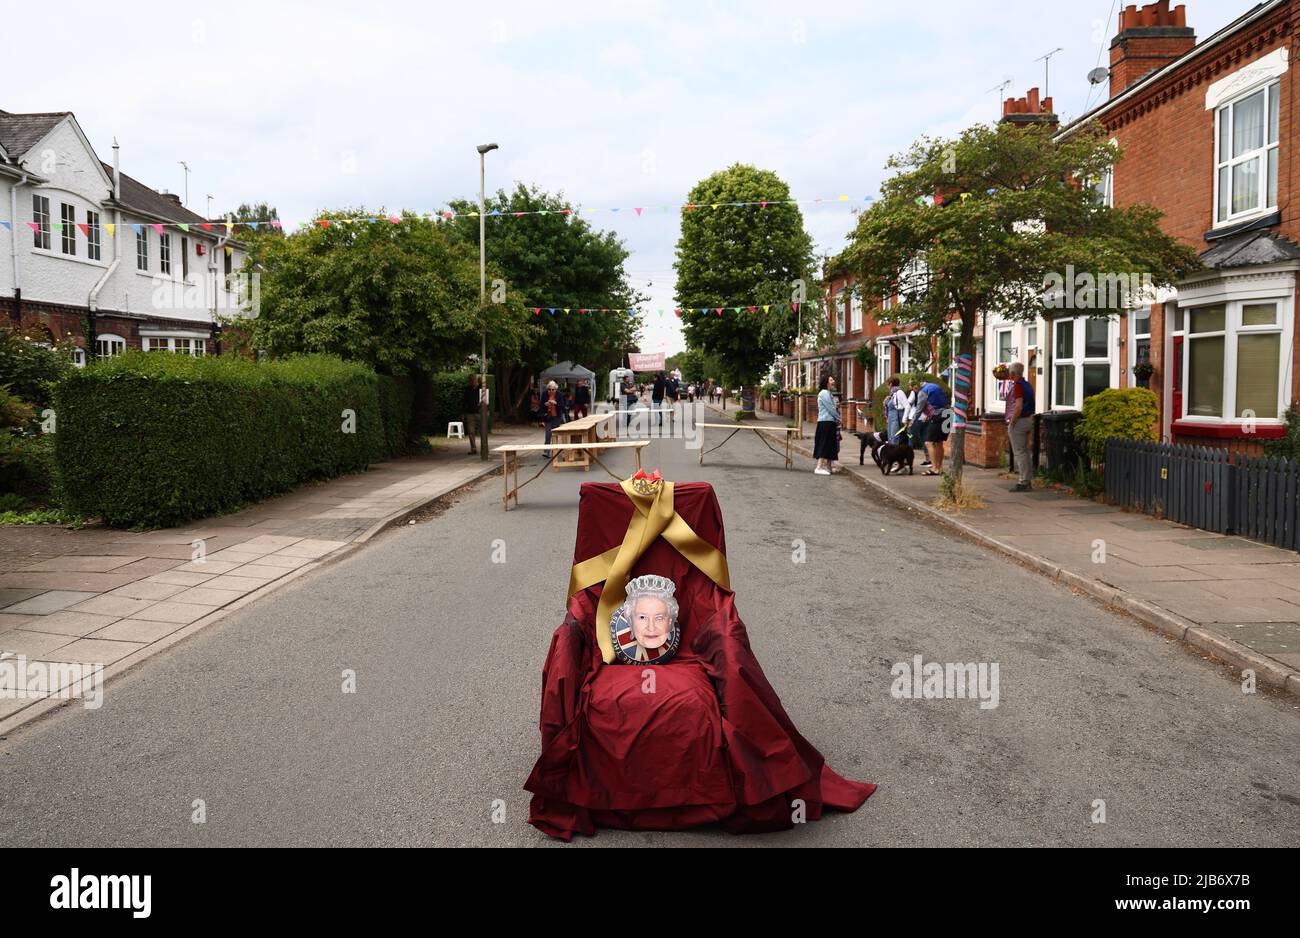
6;0;1254;356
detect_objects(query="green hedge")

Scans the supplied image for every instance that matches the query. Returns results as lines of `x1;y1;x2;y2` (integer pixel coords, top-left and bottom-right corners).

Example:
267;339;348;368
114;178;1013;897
55;352;403;528
1076;387;1159;464
377;374;416;456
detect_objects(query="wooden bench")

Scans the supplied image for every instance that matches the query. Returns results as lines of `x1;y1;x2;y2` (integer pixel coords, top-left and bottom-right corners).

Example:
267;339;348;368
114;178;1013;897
549;412;620;470
493;441;649;510
696;423;801;470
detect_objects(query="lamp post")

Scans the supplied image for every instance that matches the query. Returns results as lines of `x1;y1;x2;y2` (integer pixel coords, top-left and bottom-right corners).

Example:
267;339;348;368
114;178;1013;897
477;143;498;461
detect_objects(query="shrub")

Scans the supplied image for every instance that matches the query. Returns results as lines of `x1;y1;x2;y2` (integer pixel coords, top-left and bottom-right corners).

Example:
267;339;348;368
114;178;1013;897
377;374;416;456
0;432;58;506
1075;387;1159;464
54;352;401;528
0;325;73;409
1264;407;1300;460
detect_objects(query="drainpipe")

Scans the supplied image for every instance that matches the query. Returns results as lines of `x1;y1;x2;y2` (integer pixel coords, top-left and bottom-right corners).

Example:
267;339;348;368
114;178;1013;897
86;139;123;356
8;171;27;321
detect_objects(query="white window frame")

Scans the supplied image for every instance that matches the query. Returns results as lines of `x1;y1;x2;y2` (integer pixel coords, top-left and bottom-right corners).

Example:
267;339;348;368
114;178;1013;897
136;228;149;271
1053;315;1119;411
834;288;846;335
95;334;125;359
1213;79;1280;226
850;289;863;332
86;210;101;261
1128;307;1152;376
142;335;207;356
32;194;51;250
1179;298;1290;425
159;232;172;275
60;203;76;256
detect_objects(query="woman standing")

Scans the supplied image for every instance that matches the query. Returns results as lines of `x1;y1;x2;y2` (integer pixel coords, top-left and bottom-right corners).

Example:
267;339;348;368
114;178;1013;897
813;373;841;476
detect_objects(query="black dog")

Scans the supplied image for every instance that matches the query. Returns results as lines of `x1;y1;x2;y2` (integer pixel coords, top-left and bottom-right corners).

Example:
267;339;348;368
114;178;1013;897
855;430;889;466
877;441;914;476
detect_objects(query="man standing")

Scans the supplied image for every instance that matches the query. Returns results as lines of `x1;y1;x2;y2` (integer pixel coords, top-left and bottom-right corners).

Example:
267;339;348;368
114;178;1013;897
652;371;667;427
463;374;481;455
573;380;590;419
1005;362;1036;492
884;377;907;444
919;379;950;476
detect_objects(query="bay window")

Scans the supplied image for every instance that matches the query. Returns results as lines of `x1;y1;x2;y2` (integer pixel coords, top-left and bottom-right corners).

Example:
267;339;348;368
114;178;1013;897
1214;80;1280;225
1182;300;1286;422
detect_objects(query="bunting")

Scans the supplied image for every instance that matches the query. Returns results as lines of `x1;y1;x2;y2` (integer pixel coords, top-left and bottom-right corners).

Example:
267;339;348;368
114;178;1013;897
528;302;802;318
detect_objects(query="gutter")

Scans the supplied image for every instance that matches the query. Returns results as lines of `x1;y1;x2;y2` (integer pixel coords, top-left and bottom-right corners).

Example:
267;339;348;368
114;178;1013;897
8;170;26;317
87;140;123;352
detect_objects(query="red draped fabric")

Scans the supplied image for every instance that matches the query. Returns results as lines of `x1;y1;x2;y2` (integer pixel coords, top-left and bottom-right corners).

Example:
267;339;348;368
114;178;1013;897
524;481;876;840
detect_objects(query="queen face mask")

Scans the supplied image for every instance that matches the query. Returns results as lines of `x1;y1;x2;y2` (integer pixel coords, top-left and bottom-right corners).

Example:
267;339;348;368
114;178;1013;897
611;575;682;665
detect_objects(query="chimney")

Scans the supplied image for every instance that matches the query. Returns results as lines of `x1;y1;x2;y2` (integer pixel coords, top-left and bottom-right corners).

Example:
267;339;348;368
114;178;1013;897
1000;87;1058;128
111;137;120;201
1109;1;1195;97
160;191;182;206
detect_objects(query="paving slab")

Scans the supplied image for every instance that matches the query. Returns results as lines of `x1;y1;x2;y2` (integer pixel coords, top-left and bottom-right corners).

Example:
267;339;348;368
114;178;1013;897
36;638;145;665
21;611;120;638
3;591;99;615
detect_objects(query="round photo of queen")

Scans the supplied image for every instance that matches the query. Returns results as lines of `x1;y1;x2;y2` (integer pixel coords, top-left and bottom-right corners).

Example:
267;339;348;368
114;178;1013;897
611;574;682;665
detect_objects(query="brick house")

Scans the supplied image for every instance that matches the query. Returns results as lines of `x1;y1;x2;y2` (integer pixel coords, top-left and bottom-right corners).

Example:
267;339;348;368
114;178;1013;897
0;109;249;361
1057;0;1300;454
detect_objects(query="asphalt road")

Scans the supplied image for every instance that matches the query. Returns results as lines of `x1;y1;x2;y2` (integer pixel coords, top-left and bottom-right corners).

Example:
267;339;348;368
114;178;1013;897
2;429;1297;847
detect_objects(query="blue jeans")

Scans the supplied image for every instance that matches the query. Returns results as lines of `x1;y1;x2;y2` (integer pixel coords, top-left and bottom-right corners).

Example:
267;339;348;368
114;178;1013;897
544;416;563;455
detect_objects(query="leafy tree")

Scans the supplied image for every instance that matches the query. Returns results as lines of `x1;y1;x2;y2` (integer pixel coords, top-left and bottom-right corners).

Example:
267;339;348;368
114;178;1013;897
444;185;642;415
674;164;821;414
841;122;1201;480
244;209;529;377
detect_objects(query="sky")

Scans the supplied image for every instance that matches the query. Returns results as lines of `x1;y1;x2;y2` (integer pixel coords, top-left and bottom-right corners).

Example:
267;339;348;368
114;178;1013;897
5;0;1258;357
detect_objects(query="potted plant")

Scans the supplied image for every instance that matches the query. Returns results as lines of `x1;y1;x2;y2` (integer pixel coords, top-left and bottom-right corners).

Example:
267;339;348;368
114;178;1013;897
1132;361;1154;385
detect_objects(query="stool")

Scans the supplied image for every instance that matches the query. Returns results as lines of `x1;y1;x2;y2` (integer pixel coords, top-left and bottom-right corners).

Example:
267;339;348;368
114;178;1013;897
447;422;465;439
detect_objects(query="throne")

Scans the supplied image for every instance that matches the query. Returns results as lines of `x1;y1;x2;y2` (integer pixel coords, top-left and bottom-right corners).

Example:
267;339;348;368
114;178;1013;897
524;479;875;840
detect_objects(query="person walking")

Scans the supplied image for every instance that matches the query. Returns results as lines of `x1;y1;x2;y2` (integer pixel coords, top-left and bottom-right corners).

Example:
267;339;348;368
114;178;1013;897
1005;362;1036;492
884;376;907;444
462;373;481;455
621;374;639;432
813;373;841;476
541;380;567;458
573;380;590;419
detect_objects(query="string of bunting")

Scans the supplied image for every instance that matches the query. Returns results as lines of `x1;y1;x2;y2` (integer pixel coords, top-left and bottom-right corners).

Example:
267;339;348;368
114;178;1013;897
0;189;998;238
530;303;802;318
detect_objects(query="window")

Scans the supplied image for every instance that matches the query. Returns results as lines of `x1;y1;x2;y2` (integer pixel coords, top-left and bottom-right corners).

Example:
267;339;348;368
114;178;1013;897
835;289;846;334
1027;325;1038;350
95;335;125;359
1131;308;1151;375
882;292;894;312
996;328;1013;364
1214;80;1280;225
850;290;863;332
142;336;207;356
32;195;50;250
1183;300;1285;421
60;203;76;255
224;247;233;277
86;210;101;261
160;233;172;275
1089;164;1114;208
1054;316;1116;409
136;228;149;271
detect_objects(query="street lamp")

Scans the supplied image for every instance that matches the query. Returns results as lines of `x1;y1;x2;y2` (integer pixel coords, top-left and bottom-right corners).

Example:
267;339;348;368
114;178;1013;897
477;142;498;461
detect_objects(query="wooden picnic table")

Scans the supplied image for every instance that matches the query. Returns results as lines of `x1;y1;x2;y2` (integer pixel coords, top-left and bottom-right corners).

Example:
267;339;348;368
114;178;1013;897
696;422;800;470
549;411;620;470
493;441;649;510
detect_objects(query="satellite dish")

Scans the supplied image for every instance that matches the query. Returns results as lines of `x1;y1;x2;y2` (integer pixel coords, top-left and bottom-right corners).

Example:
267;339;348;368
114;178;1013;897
1087;67;1110;85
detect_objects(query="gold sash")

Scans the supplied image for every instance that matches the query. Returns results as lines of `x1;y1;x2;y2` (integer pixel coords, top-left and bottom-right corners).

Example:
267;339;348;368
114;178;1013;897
567;478;731;663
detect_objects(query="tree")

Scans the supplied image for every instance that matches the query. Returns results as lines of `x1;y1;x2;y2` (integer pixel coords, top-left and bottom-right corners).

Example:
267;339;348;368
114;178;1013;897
841;122;1201;481
444;184;643;415
245;209;529;376
674;164;821;414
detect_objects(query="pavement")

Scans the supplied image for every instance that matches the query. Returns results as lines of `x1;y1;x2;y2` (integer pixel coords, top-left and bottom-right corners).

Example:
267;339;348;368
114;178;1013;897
1;422;1295;847
715;399;1300;696
0;425;536;734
